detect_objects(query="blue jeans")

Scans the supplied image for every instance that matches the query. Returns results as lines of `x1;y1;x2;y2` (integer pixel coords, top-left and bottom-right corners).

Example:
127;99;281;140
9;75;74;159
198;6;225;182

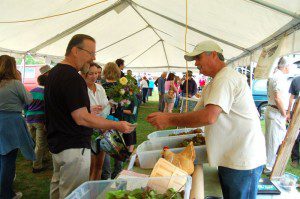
142;88;148;103
174;94;180;108
218;165;263;199
0;149;18;199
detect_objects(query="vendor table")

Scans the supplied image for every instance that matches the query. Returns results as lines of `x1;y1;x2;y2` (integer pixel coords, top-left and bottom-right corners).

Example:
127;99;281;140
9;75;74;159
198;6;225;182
130;163;299;199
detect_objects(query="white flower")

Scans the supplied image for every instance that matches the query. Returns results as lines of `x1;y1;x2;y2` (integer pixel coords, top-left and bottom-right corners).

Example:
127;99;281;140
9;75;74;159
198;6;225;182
119;77;128;85
119;89;125;95
125;100;131;105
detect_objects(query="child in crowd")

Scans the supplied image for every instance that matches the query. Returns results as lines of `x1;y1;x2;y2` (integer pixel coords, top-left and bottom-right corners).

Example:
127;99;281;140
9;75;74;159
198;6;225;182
122;93;138;153
164;89;175;113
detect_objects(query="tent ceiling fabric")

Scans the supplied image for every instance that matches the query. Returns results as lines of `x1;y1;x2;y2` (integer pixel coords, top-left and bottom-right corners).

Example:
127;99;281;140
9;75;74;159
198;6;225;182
0;0;299;72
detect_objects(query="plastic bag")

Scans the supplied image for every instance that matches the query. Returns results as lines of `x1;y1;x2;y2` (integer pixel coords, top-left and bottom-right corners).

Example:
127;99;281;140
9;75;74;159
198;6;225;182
98;129;131;162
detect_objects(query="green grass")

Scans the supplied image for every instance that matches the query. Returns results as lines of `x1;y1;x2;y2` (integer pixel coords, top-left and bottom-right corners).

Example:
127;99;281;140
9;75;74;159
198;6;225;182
15;154;52;198
260;120;300;180
13;91;299;197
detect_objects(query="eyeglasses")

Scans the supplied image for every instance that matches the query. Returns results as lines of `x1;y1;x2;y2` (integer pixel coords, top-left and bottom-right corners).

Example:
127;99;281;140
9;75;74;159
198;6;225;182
77;46;96;57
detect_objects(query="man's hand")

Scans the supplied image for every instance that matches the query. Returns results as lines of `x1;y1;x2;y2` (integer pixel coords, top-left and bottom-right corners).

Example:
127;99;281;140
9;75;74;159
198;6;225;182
90;105;103;115
286;112;291;122
280;110;287;118
116;121;135;134
147;112;171;130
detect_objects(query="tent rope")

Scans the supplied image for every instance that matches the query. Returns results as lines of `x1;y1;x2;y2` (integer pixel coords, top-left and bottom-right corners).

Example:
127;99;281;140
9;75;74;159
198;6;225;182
184;0;189;112
0;0;108;24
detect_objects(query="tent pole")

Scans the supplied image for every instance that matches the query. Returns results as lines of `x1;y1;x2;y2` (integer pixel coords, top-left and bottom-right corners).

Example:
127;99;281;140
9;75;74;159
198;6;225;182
249;54;253;90
127;0;161;40
127;0;170;68
126;40;160;66
130;1;248;52
30;1;124;53
161;41;170;68
22;54;26;83
97;26;148;52
248;0;300;20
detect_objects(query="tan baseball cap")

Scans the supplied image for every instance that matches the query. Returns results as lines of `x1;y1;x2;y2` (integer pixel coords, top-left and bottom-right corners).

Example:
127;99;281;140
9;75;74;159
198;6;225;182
39;65;51;75
184;40;223;61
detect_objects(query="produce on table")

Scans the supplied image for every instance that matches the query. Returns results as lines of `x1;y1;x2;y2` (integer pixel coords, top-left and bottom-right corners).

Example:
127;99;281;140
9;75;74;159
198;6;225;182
104;187;184;199
169;128;203;136
179;134;205;147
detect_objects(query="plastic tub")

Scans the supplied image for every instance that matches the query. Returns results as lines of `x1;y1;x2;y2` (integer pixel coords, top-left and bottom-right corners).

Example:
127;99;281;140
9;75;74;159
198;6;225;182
66;176;192;199
274;173;299;191
147;128;203;140
137;136;207;169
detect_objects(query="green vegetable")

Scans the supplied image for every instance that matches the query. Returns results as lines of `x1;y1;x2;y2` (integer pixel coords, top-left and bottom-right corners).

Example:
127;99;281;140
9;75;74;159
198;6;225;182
106;190;127;199
105;188;183;199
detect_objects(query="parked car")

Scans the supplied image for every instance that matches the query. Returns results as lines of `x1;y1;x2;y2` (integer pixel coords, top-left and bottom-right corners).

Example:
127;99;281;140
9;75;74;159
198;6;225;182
252;79;268;119
17;65;44;91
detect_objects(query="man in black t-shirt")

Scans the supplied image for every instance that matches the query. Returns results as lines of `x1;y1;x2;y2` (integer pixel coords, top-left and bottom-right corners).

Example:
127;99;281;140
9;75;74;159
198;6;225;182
45;34;133;199
287;76;300;168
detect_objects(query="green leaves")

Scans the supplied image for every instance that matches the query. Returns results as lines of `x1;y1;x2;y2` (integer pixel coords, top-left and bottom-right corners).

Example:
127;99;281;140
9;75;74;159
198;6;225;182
105;188;183;199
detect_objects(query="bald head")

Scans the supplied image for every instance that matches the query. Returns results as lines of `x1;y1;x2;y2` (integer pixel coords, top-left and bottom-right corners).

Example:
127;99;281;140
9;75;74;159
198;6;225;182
277;57;289;68
277;57;290;74
162;72;167;78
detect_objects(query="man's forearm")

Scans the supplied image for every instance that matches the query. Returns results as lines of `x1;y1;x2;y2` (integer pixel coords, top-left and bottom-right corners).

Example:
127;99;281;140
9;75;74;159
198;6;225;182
81;112;119;130
274;97;286;116
168;109;214;128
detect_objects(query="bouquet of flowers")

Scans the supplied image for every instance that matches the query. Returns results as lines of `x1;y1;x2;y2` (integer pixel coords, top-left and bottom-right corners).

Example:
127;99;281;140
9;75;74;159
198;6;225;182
106;76;139;106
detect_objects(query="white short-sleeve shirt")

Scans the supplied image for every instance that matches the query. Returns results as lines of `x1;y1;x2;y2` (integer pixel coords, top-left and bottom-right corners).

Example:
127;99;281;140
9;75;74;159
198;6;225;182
199;67;266;170
87;83;109;107
267;70;289;110
140;80;149;88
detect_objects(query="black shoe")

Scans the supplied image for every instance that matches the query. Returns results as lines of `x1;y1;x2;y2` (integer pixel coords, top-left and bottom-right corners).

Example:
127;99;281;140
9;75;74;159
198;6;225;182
291;161;299;168
32;167;46;173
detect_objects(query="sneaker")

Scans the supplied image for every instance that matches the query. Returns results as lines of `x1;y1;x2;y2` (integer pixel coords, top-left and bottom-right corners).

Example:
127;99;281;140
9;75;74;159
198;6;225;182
12;192;22;199
291;161;299;168
32;167;46;173
263;168;272;174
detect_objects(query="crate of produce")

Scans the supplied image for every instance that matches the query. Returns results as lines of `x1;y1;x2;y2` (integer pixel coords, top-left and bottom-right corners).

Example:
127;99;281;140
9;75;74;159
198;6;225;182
66;175;192;199
137;135;207;169
147;128;204;140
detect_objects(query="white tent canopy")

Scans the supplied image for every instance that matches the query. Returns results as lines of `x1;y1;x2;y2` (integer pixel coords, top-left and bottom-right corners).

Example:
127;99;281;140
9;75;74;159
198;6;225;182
0;0;300;72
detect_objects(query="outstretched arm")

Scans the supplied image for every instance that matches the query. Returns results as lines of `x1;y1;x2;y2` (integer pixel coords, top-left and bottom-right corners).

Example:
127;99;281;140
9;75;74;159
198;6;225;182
71;107;134;133
147;104;222;130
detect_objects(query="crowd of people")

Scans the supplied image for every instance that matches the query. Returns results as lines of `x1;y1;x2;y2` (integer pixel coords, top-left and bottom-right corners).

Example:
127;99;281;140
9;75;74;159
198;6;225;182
0;34;299;199
156;70;201;113
0;34;143;199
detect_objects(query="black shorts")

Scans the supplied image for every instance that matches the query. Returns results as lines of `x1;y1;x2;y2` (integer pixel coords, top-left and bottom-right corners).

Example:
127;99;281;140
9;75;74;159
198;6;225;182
122;129;137;146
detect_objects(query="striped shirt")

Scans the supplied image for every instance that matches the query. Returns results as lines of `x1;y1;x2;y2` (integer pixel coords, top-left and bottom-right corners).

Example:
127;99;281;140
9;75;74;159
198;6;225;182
25;86;45;123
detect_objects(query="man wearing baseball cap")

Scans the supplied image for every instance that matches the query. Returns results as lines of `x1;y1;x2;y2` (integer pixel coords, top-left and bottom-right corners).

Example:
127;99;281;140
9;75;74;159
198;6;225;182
39;65;51;76
148;40;266;199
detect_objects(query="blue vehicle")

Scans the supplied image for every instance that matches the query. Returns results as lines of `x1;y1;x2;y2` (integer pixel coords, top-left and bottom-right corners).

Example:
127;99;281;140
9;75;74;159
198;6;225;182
252;79;268;119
